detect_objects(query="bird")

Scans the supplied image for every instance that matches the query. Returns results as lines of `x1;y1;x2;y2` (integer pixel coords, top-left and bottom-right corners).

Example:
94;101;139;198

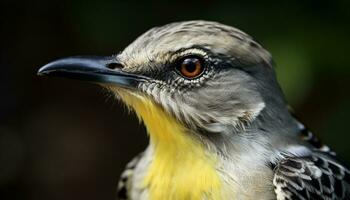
38;20;350;200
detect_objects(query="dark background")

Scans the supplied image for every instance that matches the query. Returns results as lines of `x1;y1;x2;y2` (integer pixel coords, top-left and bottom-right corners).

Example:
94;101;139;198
1;0;349;199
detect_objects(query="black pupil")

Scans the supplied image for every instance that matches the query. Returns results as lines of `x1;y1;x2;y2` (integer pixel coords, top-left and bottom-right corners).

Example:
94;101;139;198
183;58;198;72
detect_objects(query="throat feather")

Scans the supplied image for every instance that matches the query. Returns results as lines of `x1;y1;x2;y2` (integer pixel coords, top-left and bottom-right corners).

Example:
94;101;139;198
117;91;223;200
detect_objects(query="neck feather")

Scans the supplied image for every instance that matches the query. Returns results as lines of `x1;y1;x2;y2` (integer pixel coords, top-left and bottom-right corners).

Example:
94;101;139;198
117;90;225;200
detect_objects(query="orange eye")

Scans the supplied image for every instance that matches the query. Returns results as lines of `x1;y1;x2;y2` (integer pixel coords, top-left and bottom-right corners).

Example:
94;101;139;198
177;57;204;78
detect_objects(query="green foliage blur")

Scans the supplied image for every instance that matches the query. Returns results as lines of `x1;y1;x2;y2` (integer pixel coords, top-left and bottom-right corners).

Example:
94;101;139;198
0;0;349;199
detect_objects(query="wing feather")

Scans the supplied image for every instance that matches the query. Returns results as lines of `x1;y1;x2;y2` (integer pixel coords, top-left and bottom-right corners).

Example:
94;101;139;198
117;153;144;200
273;155;350;200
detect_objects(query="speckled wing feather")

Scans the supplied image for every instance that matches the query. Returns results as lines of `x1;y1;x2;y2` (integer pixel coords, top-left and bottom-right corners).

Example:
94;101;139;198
273;154;350;200
117;153;144;200
272;123;350;200
273;121;350;199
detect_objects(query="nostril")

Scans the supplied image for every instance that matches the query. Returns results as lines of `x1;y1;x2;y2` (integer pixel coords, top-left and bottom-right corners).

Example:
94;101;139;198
106;62;124;70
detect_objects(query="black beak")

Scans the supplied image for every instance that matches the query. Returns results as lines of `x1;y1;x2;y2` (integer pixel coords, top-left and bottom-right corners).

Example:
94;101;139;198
37;56;148;88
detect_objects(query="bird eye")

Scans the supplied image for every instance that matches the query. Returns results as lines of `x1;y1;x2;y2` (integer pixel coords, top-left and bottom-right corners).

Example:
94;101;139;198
176;57;205;79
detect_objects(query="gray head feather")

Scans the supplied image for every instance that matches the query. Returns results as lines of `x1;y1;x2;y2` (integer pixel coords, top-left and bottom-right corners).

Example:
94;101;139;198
111;20;300;153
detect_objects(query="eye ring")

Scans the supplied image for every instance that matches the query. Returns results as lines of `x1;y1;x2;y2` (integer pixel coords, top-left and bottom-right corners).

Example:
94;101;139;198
176;56;205;79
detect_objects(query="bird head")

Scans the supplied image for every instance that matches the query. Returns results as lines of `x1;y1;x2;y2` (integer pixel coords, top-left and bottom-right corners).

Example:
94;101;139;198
38;21;294;144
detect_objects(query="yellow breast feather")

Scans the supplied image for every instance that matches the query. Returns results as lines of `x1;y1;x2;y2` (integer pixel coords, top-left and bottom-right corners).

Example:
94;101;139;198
117;90;224;200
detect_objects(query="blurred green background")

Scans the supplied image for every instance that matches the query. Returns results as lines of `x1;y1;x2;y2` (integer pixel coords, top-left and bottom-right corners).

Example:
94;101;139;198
1;0;349;199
